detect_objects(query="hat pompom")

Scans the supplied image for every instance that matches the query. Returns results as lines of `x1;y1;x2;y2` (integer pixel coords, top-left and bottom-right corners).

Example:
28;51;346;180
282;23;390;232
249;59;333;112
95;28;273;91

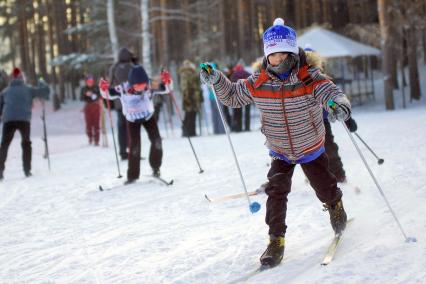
12;67;21;78
273;18;285;26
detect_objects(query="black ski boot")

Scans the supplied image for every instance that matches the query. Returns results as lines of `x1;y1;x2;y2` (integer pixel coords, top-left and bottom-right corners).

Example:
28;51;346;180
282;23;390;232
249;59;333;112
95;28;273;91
152;168;160;178
24;171;32;177
260;235;285;267
0;171;3;181
124;179;136;185
324;199;347;235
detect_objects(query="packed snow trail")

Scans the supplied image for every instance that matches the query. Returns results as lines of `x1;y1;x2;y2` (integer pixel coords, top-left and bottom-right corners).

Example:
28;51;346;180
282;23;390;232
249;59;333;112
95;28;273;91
0;98;425;283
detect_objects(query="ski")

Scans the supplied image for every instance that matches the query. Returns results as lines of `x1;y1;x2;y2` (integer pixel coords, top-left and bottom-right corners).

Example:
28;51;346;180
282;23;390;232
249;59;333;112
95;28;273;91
98;183;140;192
205;183;267;203
142;175;174;186
228;258;289;284
99;176;173;191
40;99;51;171
321;218;354;266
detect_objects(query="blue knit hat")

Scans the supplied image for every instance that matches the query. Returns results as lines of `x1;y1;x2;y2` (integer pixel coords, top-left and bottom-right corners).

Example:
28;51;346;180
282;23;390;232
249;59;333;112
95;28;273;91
263;18;298;58
128;65;149;86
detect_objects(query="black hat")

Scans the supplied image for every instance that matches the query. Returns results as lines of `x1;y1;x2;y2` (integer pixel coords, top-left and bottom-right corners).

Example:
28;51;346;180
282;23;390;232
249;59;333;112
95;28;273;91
128;65;149;86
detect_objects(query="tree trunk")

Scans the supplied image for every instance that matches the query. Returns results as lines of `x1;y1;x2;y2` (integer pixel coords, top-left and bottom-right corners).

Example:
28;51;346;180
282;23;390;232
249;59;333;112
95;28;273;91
237;0;245;60
107;0;119;62
141;0;152;76
406;25;421;101
53;0;67;102
17;3;30;79
46;0;57;91
378;0;395;110
159;0;169;67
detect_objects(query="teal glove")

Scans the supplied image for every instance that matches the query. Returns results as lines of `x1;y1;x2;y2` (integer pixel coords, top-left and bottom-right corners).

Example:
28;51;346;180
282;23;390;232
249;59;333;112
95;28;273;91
199;62;220;85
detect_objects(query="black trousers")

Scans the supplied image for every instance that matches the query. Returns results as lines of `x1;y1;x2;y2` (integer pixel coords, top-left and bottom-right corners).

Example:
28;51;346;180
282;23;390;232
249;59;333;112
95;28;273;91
182;111;197;137
324;120;346;181
244;105;251;131
116;110;128;159
232;105;251;132
127;116;163;180
265;153;342;236
232;108;243;132
0;121;32;173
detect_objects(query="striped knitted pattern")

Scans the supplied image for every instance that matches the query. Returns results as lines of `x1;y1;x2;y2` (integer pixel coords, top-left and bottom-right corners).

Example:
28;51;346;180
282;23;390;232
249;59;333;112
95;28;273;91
213;66;351;161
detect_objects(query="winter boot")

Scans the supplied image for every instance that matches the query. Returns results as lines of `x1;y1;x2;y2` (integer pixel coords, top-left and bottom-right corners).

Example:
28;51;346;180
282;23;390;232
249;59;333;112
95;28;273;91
152;168;161;177
336;175;347;184
124;179;136;185
260;235;285;267
24;171;32;177
0;171;3;181
323;199;347;235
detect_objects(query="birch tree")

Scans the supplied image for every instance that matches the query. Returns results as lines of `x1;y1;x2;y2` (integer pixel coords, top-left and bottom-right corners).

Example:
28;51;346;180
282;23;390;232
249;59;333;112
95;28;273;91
141;0;152;76
378;0;395;110
107;0;119;62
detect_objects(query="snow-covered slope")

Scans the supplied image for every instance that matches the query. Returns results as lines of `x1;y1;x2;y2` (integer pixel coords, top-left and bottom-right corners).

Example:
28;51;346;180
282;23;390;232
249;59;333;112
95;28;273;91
1;95;425;283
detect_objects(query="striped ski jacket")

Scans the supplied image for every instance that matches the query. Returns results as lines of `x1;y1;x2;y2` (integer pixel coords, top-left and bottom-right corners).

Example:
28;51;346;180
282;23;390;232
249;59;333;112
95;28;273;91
212;53;351;163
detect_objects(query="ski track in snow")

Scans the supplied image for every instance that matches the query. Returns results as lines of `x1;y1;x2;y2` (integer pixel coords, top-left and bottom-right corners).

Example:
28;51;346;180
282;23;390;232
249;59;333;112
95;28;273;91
1;94;426;283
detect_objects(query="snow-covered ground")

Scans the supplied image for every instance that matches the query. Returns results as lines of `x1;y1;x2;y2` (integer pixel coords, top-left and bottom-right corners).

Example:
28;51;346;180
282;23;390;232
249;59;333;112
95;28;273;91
1;79;426;283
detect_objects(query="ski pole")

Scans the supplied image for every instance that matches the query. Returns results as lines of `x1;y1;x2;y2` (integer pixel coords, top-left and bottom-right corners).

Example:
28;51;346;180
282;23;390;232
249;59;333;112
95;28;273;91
201;102;211;135
201;63;260;214
328;100;416;242
99;99;109;147
104;88;122;179
40;99;51;171
354;132;384;165
168;90;204;173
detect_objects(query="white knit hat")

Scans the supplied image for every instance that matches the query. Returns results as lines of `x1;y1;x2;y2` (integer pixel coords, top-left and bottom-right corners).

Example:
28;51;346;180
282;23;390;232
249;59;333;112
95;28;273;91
263;18;298;58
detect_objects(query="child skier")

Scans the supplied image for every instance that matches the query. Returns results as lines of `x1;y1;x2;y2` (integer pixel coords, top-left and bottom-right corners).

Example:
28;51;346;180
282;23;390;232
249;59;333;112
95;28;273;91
80;75;101;146
200;18;351;267
99;65;167;184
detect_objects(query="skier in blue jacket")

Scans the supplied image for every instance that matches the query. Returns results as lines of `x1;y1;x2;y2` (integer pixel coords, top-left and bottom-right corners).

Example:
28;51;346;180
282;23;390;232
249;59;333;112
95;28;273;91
0;68;50;180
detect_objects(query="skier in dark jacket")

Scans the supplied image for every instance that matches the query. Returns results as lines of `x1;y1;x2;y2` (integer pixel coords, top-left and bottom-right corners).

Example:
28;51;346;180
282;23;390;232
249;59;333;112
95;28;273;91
100;65;166;184
304;46;358;183
0;68;50;180
229;64;251;132
80;75;101;145
108;48;137;160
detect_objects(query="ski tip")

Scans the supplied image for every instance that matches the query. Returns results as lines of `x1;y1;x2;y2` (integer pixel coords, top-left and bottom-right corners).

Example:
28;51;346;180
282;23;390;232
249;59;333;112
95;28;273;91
204;194;212;202
168;179;174;185
405;237;417;243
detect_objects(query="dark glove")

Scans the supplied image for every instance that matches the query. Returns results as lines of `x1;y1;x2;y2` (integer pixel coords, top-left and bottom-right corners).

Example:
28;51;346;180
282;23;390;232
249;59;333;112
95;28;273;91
345;117;357;132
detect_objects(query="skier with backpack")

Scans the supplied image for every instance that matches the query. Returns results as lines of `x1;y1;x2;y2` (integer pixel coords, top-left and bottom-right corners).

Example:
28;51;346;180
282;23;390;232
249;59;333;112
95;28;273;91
99;65;166;185
200;18;352;267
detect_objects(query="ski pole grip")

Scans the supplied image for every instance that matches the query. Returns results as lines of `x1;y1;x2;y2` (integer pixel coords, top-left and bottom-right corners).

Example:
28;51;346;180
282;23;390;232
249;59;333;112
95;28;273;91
328;99;338;110
200;63;213;75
